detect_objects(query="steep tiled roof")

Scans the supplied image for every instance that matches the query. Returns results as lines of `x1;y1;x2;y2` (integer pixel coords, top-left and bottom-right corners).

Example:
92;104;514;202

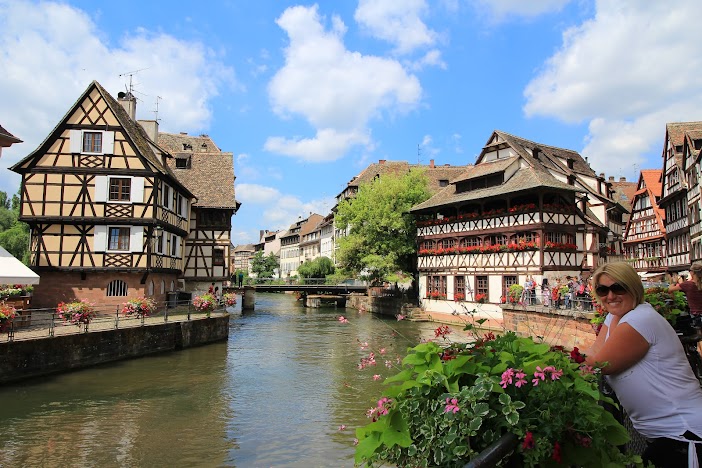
608;178;638;212
624;169;666;242
411;165;581;212
299;213;323;237
233;244;255;253
665;122;702;185
0;124;21;146
339;160;472;198
10;81;194;198
158;132;238;209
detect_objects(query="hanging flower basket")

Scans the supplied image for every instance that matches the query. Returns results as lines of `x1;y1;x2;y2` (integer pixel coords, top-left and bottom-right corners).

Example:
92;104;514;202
56;300;96;327
222;293;237;306
121;297;157;318
0;302;18;333
193;293;216;317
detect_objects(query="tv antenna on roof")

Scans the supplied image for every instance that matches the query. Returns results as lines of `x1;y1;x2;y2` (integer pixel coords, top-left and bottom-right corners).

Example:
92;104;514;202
118;67;150;94
154;96;162;122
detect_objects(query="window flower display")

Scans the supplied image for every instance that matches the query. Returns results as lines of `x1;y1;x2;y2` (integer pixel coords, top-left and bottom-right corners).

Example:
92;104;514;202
56;299;96;326
193;293;217;317
0;302;18;333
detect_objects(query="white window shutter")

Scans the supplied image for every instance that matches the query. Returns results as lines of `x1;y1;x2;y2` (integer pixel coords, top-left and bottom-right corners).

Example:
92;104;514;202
94;176;107;202
130;226;144;252
175;235;181;258
70;130;82;153
103;131;115;154
168;187;174;210
93;225;107;252
131;177;144;203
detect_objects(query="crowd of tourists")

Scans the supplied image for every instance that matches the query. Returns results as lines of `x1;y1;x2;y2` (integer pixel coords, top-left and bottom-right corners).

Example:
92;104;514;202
519;275;593;309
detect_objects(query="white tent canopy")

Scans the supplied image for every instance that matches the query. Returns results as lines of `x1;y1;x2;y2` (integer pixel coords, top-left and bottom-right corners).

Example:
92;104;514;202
0;246;39;285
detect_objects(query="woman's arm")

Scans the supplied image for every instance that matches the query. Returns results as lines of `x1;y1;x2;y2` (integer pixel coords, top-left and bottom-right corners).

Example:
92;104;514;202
584;323;649;374
668;283;683;292
585;323;609;358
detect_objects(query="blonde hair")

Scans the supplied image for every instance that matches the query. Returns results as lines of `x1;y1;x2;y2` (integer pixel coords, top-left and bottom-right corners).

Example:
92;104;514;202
592;262;644;306
690;262;702;290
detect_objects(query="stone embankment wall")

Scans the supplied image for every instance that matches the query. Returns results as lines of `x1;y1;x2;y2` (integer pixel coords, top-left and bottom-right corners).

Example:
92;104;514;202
0;316;229;385
501;306;596;350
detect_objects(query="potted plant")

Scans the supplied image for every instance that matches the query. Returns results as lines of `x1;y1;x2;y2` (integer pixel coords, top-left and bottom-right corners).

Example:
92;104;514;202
0;302;18;333
222;292;237;306
643;287;686;327
507;284;523;304
354;331;641;467
121;297;157;318
192;293;217;317
56;299;96;329
475;293;487;304
453;292;465;302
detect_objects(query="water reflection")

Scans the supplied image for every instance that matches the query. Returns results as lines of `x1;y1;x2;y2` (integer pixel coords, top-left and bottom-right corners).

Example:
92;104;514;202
0;293;470;467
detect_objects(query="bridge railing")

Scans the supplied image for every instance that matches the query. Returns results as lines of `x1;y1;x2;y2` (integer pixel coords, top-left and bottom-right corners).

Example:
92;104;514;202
246;277;367;287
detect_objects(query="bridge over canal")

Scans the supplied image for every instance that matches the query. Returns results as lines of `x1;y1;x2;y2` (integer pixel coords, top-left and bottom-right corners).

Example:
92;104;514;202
224;281;368;310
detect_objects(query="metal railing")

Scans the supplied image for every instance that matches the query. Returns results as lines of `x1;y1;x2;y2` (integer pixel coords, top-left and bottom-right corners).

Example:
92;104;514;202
1;299;232;343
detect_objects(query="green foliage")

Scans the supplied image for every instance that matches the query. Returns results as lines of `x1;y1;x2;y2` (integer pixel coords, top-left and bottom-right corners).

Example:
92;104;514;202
250;251;279;278
0;189;29;263
335;169;432;283
355;332;641;468
643;287;687;326
508;284;523;303
297;256;335;279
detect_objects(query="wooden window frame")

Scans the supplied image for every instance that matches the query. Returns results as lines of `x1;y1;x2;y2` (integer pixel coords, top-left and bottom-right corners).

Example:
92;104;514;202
108;177;131;202
82;131;103;153
213;248;225;266
108;227;130;251
475;275;489;299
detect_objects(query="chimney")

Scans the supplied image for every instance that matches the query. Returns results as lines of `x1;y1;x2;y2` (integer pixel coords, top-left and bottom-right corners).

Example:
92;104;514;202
379;159;386;164
599;172;605;179
138;120;159;143
430;159;435;168
117;91;136;120
620;177;626;182
609;176;614;181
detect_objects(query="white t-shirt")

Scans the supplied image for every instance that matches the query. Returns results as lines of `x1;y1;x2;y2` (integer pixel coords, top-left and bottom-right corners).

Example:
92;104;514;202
604;302;702;440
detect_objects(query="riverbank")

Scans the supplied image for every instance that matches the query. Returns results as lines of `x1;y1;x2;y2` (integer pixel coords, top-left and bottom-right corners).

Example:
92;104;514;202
0;313;230;384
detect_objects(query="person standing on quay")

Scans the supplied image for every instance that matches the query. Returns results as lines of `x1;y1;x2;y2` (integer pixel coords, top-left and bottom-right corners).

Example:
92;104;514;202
669;262;702;358
238;271;244;288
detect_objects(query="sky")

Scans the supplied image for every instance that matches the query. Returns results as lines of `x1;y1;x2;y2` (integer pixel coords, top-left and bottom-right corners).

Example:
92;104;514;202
1;0;702;246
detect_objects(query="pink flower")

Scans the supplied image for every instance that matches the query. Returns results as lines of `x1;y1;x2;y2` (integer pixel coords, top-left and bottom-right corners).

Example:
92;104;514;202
359;341;369;350
514;370;527;388
379;348;386;355
500;368;515;388
373;374;381;381
384;360;393;368
396;314;405;321
444;397;460;414
338;316;349;324
338;425;346;431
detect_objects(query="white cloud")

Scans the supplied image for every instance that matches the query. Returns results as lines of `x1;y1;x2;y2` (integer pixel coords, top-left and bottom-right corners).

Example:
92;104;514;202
354;0;436;54
472;0;571;20
523;0;702;178
236;183;334;231
265;5;422;162
408;49;446;71
0;0;235;192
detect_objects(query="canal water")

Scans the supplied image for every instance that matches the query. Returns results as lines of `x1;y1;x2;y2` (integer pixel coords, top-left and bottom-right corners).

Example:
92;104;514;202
0;293;471;467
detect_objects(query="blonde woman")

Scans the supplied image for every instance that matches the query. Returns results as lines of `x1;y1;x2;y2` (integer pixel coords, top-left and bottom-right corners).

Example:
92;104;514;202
669;262;702;316
586;262;702;466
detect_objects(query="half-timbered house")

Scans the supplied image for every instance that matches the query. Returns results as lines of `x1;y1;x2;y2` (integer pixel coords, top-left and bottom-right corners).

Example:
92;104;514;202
10;81;195;309
659;122;701;273
409;130;626;318
157;132;239;291
0;124;22;158
682;129;702;263
622;170;666;277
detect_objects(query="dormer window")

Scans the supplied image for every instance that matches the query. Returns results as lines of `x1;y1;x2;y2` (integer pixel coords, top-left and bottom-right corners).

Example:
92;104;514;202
175;157;190;169
439;179;449;187
182;143;192;150
567;158;574;169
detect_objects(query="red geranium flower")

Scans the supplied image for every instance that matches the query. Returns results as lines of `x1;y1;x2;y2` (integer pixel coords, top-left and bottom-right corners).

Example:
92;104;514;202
522;432;535;450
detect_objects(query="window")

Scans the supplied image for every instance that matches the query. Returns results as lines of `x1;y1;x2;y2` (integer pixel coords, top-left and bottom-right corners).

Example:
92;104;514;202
213;248;225;266
476;275;488;299
83;131;102;153
161;280;165;294
171;234;178;256
439;179;449;187
454;276;465;300
108;178;131;201
198;210;229;228
148;280;154;296
503;275;518;297
107;279;128;296
108;227;130;251
427;275;447;299
162;184;171;209
156;231;164;253
175;157;189;169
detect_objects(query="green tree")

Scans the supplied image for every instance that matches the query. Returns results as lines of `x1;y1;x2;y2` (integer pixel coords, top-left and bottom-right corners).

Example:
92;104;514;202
0;189;30;263
335;168;431;284
297;256;335;279
250;251;279;278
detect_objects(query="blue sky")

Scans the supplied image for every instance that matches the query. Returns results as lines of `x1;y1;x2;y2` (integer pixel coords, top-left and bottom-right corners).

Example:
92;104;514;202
1;0;701;246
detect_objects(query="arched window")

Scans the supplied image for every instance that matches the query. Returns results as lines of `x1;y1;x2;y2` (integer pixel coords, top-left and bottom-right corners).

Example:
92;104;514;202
170;281;175;292
106;280;128;297
148;280;154;296
485;235;507;246
420;240;435;251
459;237;480;247
161;280;166;294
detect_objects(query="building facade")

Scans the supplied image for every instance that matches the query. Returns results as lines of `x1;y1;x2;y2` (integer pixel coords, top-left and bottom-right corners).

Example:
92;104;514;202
410;130;626;318
10;81;195;308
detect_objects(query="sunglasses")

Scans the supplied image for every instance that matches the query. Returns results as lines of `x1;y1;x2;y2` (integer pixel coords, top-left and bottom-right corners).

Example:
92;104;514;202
595;283;627;297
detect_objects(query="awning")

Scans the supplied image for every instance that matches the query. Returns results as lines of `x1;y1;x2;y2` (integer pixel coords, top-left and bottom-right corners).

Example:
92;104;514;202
638;272;664;279
0;246;39;285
